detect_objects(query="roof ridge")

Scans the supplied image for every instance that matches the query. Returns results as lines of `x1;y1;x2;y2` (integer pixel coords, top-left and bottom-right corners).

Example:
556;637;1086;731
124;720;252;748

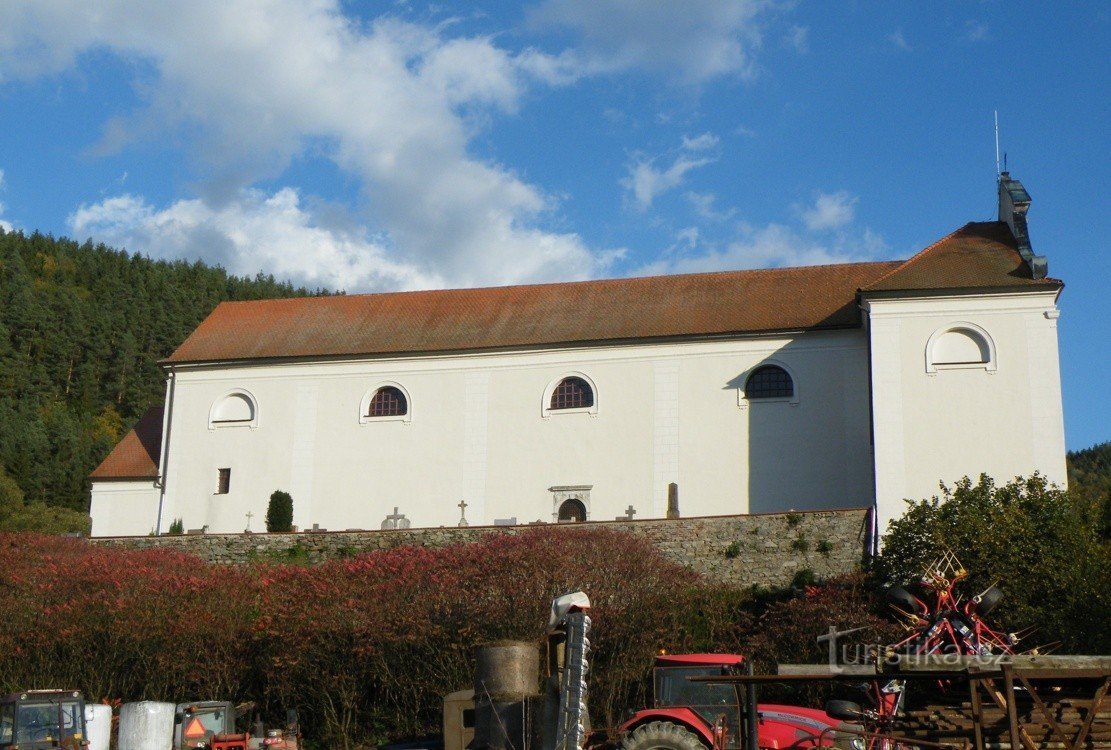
217;258;907;305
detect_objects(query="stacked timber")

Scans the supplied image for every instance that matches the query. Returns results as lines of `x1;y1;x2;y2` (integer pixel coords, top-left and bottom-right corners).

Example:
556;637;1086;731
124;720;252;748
892;690;1111;749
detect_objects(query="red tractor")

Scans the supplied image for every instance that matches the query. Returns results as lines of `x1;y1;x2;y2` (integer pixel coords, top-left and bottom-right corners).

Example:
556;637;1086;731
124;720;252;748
618;654;861;750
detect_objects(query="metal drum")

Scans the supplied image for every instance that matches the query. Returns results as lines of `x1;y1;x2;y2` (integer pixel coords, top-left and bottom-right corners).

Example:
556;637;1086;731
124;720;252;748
474;641;540;702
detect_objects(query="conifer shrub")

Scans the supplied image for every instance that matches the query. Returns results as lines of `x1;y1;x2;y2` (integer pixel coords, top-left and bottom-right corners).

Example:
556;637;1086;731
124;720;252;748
266;490;293;532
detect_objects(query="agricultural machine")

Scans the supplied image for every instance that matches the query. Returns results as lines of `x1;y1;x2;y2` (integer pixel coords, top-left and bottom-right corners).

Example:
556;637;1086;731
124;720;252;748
0;690;88;750
854;550;1019;743
455;592;861;750
732;551;1111;750
618;653;861;750
174;701;251;750
462;568;1109;750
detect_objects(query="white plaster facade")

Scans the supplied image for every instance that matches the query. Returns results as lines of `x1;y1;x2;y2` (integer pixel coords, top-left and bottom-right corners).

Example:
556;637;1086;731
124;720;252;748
89;480;161;536
148;330;876;535
863;290;1066;530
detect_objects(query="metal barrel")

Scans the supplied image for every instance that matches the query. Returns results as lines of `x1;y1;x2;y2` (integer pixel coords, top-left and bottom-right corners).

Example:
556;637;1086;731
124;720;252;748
474;641;540;702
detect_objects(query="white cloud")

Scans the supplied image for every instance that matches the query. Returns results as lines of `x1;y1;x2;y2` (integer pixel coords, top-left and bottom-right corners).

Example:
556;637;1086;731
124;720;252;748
68;188;439;292
799;191;858;231
637;187;886;277
0;1;612;288
888;29;912;51
681;132;720;151
963;21;989;42
784;25;809;54
623;134;721;211
527;0;771;83
636;222;887;277
685;191;736;222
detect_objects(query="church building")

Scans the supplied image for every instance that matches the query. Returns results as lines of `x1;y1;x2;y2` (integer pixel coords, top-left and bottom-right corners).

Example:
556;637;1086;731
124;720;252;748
88;174;1067;537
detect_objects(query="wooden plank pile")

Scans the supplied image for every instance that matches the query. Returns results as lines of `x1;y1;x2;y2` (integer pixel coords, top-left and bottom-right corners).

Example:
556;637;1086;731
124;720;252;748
897;688;1111;746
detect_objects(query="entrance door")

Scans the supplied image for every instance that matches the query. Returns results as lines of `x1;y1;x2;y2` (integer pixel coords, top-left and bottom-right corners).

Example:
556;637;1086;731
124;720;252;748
557;498;587;522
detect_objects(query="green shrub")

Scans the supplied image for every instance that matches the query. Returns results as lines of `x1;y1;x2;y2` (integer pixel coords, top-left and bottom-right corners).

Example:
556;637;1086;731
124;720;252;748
266;490;294;532
167;518;184;535
877;474;1111;652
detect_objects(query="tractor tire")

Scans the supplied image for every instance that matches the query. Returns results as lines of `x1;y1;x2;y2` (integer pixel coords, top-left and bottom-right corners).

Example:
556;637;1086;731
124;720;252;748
622;721;708;750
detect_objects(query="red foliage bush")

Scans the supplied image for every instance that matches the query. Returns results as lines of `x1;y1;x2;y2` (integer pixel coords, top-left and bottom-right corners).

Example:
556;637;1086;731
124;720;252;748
0;531;889;747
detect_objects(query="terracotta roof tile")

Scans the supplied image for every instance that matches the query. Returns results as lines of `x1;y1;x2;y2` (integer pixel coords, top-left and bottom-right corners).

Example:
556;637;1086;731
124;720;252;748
862;221;1062;294
164;262;903;364
89;407;163;481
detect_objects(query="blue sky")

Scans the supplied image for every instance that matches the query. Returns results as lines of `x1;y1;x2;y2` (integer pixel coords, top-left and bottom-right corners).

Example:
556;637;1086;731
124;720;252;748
0;2;1106;450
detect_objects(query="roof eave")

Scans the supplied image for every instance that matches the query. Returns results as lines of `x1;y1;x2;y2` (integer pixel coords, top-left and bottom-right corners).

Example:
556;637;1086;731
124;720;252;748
159;322;867;369
859;281;1063;301
89;474;159;482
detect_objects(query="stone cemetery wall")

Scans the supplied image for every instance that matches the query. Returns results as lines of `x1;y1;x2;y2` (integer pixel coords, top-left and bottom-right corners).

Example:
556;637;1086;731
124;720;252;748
91;507;872;589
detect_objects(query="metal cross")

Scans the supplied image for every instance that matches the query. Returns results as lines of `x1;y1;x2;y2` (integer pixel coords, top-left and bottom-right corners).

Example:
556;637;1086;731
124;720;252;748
386;506;405;522
624;505;637;520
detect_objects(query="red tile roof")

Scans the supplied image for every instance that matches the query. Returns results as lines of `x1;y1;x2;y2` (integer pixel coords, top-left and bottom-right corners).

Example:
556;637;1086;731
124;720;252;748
862;222;1062;294
89;407;163;480
162;221;1060;365
165;261;903;364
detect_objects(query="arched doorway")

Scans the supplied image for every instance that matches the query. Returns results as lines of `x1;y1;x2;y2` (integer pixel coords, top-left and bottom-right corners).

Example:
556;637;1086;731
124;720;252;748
557;498;587;522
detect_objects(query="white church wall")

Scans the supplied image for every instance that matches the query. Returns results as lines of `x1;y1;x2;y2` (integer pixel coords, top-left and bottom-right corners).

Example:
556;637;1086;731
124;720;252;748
865;290;1067;531
148;329;876;535
89;480;160;536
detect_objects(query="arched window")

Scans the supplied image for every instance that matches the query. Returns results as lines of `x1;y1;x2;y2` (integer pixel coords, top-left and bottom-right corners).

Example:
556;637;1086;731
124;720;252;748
542;373;599;417
558;498;587;522
360;382;412;423
367;386;407;417
744;365;794;400
550;377;594;410
926;324;997;373
209;390;259;429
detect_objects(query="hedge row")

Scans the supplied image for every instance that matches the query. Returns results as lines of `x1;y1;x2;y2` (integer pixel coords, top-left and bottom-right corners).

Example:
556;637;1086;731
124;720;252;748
0;529;890;748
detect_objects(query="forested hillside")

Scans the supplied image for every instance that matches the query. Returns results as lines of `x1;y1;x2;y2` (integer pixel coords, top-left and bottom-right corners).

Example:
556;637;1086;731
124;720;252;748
0;229;330;531
1069;441;1111;538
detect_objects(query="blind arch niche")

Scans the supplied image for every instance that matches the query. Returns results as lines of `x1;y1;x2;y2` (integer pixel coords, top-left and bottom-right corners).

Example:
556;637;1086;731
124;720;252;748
209;389;259;429
926;323;997;373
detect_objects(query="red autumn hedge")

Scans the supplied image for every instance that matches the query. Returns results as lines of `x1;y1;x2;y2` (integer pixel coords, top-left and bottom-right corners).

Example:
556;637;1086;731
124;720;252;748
0;529;884;747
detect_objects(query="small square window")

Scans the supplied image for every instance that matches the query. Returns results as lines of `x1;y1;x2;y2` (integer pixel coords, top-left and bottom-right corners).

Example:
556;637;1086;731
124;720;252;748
216;468;231;494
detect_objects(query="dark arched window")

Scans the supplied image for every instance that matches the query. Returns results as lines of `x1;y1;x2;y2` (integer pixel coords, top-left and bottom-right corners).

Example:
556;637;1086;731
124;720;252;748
367;386;408;417
745;365;793;399
550;376;594;410
558;498;587;522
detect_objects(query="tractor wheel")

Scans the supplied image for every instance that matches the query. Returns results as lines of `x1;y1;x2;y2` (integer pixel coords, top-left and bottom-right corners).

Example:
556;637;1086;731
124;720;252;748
622;721;708;750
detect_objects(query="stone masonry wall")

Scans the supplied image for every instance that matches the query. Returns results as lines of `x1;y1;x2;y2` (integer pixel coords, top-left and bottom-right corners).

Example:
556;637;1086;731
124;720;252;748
91;507;873;589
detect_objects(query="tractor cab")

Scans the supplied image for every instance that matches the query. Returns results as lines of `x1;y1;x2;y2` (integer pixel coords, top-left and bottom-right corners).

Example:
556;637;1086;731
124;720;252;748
0;690;87;749
616;654;748;750
622;655;856;750
174;701;238;750
653;654;746;746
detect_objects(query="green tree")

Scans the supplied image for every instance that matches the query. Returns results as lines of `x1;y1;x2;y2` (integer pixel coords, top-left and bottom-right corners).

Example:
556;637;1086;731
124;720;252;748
0;465;90;533
0;226;335;523
1068;441;1111;539
877;474;1111;652
266;490;294;532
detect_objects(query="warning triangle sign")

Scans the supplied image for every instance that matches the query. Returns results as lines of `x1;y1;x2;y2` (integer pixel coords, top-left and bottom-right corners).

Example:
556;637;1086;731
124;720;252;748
184;717;208;738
